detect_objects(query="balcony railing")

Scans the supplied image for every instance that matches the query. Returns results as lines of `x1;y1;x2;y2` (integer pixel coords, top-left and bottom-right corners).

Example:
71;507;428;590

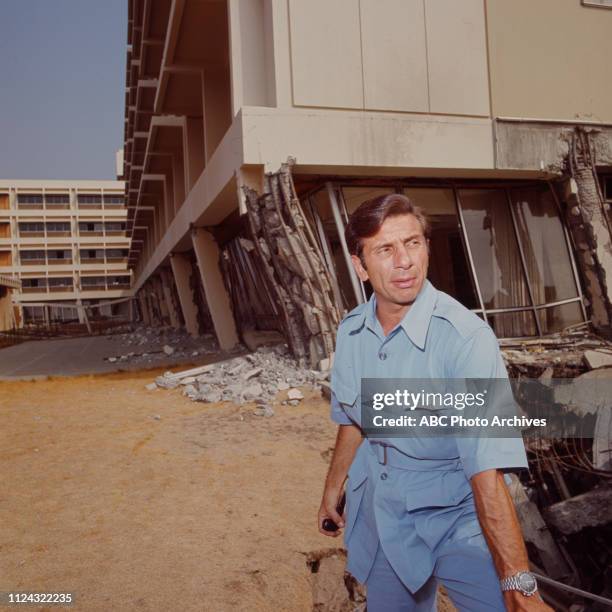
81;284;106;291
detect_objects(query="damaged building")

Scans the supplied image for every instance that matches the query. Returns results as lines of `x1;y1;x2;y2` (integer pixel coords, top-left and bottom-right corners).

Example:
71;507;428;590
123;0;612;607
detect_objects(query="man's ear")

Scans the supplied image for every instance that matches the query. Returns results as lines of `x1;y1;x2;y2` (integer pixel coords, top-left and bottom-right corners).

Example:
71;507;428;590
351;254;369;282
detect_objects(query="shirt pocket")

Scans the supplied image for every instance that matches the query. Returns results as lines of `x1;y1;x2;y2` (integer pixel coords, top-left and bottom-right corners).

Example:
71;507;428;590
404;469;473;512
345;444;368;543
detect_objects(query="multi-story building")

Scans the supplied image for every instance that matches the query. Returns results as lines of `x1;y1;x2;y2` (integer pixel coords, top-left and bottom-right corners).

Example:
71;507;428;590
0;180;132;326
0;273;20;331
123;0;612;362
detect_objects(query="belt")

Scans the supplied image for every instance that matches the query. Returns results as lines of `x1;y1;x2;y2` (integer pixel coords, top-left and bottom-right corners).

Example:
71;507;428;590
367;440;462;472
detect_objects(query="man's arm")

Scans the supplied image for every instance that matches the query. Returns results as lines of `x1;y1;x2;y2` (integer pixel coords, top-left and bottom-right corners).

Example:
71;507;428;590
318;423;362;537
472;469;552;612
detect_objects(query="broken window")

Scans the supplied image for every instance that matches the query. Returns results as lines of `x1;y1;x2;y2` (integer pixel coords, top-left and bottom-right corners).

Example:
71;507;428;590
511;186;583;334
405;187;478;310
301;180;584;338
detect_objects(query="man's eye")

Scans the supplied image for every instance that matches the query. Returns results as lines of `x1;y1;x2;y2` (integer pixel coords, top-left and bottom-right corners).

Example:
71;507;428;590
379;247;391;255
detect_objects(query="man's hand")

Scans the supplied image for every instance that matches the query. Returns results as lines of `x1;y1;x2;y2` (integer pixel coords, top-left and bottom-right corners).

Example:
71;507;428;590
318;486;345;537
317;424;362;537
503;591;553;612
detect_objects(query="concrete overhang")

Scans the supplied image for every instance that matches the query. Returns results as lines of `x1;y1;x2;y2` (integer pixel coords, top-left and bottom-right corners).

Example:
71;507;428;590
154;0;227;116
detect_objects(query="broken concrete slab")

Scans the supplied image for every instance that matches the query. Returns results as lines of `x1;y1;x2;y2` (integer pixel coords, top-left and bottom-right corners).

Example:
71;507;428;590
544;487;612;535
287;388;304;401
241;329;285;352
584;349;612;370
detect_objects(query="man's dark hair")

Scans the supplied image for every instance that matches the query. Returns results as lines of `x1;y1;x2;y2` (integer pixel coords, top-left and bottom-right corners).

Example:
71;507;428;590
345;193;430;265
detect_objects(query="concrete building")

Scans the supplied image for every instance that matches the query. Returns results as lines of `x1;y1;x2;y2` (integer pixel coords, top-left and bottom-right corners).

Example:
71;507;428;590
123;0;612;363
0;274;20;331
0;180;132;327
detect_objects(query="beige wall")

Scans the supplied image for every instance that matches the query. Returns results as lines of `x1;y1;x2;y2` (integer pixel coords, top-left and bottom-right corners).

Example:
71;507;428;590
0;287;14;331
288;0;490;116
486;0;612;122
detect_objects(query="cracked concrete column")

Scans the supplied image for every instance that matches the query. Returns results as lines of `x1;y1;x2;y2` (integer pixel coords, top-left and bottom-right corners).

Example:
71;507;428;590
191;227;239;350
170;252;199;337
138;291;151;325
153;275;170;324
160;267;181;329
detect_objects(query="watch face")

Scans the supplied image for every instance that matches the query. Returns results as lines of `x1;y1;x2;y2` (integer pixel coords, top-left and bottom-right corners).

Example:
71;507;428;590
518;572;537;594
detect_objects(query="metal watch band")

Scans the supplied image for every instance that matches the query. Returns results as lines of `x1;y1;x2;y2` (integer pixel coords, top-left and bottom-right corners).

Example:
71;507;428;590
500;571;537;596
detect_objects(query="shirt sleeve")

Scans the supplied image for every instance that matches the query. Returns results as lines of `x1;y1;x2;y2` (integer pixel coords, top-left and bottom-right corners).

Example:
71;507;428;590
451;326;529;480
330;390;355;425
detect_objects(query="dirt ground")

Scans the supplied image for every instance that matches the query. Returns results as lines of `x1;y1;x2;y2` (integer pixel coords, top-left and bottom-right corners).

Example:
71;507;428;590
0;368;454;611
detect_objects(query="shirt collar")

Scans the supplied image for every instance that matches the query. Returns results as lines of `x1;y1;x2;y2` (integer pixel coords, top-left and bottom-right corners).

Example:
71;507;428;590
358;279;438;350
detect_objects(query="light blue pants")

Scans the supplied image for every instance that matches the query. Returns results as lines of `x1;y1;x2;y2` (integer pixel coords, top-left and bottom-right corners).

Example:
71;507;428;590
365;533;507;612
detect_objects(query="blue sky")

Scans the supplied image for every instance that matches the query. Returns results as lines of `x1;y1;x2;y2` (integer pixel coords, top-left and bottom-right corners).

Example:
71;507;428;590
0;0;127;180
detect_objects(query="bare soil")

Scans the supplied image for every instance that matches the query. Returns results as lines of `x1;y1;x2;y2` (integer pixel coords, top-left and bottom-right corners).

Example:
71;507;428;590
0;369;453;611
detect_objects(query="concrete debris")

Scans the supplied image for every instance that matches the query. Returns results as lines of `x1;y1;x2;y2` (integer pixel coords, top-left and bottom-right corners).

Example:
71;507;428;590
287;388;304;401
500;327;612;377
151;344;330;410
543;487;612;535
254;404;275;417
583;349;612;370
318;353;334;372
104;323;219;365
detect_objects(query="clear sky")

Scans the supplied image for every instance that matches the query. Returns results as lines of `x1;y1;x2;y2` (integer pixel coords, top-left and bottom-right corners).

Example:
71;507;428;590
0;0;127;180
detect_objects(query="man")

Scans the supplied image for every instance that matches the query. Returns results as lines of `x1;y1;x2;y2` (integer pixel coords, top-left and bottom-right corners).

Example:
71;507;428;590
317;194;552;612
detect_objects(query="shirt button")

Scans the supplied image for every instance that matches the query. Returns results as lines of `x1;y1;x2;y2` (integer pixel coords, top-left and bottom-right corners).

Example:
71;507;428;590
378;352;387;361
380;473;388;480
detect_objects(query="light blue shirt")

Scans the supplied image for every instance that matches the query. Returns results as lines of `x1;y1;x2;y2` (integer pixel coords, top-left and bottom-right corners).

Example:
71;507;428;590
329;279;528;591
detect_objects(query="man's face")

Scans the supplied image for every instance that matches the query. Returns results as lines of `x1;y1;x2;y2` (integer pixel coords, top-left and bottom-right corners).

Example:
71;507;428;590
351;213;429;308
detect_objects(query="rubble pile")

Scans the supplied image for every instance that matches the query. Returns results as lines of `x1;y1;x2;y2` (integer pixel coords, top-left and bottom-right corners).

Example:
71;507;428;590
103;324;221;365
151;344;331;415
500;326;612;377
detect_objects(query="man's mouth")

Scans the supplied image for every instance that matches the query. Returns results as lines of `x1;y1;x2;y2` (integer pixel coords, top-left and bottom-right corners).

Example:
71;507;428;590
392;277;417;288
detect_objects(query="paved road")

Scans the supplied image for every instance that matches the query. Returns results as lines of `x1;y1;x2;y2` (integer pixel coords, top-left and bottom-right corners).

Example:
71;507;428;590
0;335;205;379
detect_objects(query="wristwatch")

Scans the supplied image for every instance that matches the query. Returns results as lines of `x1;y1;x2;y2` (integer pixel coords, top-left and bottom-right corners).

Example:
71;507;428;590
500;571;538;597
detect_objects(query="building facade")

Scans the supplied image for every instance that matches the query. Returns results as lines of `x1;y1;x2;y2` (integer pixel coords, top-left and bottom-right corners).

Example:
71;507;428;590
123;0;612;362
0;180;132;327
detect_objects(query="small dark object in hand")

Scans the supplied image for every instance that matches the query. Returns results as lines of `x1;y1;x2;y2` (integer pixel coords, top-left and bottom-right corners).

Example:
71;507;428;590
322;492;346;532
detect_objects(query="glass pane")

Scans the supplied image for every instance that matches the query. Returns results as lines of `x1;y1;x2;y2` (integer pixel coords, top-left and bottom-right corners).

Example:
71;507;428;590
487;310;537;338
459;189;531;309
310;189;359;312
341;187;395;215
537;301;583;334
405;188;478;309
511;186;578;304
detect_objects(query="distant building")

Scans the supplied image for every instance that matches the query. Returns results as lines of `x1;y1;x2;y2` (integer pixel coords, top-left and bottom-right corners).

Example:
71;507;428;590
0;273;19;331
0;180;131;326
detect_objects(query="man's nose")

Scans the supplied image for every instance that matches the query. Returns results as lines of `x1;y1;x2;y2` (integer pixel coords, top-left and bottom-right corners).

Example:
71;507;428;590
394;245;414;268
